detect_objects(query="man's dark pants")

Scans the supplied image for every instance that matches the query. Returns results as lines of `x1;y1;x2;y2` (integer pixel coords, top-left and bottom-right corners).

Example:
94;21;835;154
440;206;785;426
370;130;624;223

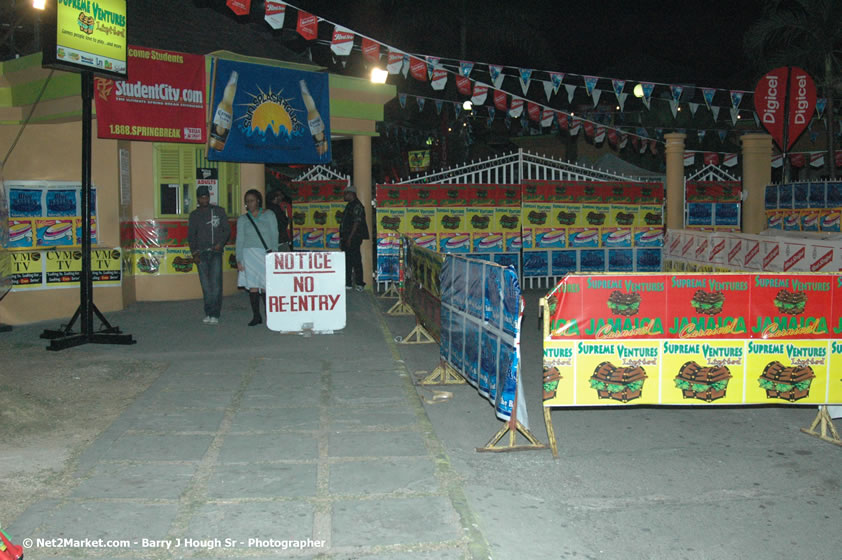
197;249;223;317
344;240;364;287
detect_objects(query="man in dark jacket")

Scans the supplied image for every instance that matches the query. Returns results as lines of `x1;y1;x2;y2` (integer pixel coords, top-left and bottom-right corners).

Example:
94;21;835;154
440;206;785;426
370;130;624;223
188;185;231;324
339;184;369;291
266;189;292;251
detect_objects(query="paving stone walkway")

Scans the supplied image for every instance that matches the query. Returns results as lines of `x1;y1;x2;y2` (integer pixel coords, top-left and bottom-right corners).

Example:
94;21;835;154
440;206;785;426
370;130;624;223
8;292;487;559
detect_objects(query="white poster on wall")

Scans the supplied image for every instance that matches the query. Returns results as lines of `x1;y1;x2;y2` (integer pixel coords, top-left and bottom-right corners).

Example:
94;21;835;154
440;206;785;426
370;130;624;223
196;168;219;205
265;251;345;333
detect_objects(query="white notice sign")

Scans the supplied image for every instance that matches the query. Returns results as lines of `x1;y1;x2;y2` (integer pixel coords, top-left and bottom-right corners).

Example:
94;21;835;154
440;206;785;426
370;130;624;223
265;252;346;332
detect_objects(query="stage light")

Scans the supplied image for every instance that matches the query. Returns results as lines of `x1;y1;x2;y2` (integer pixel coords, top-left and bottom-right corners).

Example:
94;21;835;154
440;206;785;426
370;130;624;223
370;68;387;84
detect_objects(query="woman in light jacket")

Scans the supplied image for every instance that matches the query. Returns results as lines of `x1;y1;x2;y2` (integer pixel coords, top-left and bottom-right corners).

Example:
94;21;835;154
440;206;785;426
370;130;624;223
236;189;278;326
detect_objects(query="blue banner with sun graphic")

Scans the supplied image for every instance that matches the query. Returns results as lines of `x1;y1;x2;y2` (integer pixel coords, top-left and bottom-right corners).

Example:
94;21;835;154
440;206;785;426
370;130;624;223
207;58;331;164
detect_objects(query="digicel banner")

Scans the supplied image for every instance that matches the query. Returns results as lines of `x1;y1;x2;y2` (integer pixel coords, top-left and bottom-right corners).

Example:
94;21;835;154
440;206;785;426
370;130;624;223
754;66;816;152
787;67;816;151
94;46;206;143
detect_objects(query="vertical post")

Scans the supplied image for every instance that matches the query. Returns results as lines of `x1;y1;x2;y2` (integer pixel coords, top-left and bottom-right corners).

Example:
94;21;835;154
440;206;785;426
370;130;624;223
741;134;773;234
664;133;686;231
80;71;94;338
781;67;792;183
352;135;373;288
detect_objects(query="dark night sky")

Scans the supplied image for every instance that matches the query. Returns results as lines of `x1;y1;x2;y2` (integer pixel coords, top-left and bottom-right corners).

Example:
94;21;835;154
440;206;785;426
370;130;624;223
289;0;766;91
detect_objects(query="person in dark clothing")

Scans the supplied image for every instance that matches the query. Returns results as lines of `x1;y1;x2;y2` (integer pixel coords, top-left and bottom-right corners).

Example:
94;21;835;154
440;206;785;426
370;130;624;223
188;185;231;324
339;184;369;291
266;189;292;251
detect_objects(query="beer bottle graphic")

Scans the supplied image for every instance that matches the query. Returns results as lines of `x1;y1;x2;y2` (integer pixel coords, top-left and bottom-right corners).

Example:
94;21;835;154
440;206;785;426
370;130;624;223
299;80;328;156
209;70;238;151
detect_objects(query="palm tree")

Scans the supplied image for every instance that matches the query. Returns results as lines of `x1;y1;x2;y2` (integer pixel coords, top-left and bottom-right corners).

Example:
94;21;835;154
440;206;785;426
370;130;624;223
744;0;842;179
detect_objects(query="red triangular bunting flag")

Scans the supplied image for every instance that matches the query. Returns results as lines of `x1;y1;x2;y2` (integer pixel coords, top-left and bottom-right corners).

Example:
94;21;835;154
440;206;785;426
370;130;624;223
227;0;250;16
527;102;541;122
723;153;738;167
431;68;448;90
493;90;507;111
607;129;618;147
409;57;427;81
540;108;554;128
331;27;354;56
790;153;806;168
387;50;403;74
297;10;318;40
704;152;719;166
471;82;488;106
362;37;380;64
264;1;285;29
330;26;354;56
558;112;568;130
836;150;842;168
583;121;595;138
455;76;472;96
509;98;524;118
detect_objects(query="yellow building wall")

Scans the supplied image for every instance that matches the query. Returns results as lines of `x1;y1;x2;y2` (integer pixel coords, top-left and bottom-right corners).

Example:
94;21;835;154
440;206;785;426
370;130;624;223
0;54;392;325
0;121;124;325
0;122;266;325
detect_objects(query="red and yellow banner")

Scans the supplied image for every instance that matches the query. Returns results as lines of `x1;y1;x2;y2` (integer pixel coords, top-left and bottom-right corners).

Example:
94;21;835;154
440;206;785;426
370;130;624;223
542;273;842;407
546;273;840;341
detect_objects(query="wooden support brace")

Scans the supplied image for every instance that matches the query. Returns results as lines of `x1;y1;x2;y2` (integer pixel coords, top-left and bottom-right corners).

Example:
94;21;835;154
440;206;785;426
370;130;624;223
380;283;400;299
400;323;435;344
476;418;547;453
386;298;413;315
800;406;842;447
543;407;559;458
419;361;466;385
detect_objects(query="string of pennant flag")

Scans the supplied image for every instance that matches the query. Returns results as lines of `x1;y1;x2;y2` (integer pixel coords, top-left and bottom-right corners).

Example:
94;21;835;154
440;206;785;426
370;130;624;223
228;0;841;166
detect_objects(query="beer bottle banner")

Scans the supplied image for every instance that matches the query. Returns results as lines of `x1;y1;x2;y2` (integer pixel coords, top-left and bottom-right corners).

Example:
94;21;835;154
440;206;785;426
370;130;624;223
207;58;331;164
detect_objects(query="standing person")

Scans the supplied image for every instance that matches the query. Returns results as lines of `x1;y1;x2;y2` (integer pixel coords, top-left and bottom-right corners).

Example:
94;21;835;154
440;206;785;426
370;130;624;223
339;184;369;291
266;189;292;251
188;185;230;325
236;189;278;326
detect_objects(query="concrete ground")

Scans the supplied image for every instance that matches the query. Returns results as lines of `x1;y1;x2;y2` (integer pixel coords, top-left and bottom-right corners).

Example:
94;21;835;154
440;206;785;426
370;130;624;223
2;287;841;559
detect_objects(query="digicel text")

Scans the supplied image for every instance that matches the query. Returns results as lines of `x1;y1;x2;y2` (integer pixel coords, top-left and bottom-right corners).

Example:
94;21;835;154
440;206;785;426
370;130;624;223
791;74;810;125
760;74;780;123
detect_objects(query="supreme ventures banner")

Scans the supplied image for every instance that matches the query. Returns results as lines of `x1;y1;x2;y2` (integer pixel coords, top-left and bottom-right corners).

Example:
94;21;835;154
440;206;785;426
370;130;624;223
94;46;206;143
542;273;842;408
207;58;331;164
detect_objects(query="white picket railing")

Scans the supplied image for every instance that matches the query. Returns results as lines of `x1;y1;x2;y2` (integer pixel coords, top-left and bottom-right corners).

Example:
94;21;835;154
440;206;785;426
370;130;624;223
294;164;350;185
686;163;739;182
393;149;645;185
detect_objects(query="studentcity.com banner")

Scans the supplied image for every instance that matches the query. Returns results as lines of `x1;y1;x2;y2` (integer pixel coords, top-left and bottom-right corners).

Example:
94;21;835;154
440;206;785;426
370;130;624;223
94;46;206;143
541;273;842;407
207;58;331;164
